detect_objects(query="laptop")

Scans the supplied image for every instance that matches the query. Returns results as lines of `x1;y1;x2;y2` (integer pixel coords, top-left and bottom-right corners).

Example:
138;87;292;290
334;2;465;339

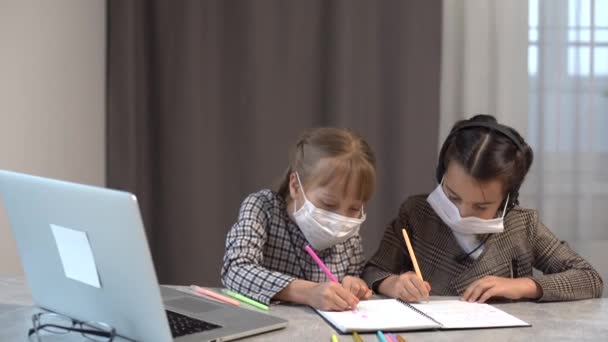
0;170;287;341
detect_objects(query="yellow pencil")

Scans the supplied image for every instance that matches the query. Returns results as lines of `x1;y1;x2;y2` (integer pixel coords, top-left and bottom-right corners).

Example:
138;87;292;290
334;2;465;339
402;228;423;282
332;334;339;342
352;332;363;342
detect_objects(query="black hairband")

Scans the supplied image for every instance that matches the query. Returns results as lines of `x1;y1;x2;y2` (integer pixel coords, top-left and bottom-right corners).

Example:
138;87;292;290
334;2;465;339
450;121;525;152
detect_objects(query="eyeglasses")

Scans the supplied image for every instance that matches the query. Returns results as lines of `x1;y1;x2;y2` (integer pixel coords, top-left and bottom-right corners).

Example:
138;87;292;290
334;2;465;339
28;312;116;341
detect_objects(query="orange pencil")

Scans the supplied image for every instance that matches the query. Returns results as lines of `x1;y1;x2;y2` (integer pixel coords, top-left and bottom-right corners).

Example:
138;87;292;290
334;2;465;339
401;229;423;282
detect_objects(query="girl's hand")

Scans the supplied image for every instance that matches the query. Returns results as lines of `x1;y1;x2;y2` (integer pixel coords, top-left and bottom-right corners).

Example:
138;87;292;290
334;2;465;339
342;276;373;300
308;281;360;311
378;272;431;302
462;276;542;303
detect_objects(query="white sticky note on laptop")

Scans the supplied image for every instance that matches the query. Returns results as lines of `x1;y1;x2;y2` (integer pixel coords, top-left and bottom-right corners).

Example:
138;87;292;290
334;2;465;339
50;224;101;288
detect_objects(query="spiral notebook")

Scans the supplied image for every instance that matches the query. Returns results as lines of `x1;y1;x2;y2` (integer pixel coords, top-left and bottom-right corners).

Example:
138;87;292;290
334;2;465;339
316;299;531;333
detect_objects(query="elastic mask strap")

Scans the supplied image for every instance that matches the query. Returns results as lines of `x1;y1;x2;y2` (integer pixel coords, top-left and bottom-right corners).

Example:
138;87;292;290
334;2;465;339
295;172;309;202
500;194;510;218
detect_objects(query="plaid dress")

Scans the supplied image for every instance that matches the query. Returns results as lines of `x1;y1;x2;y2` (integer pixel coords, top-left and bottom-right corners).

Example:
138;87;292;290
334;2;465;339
221;189;365;305
363;195;604;302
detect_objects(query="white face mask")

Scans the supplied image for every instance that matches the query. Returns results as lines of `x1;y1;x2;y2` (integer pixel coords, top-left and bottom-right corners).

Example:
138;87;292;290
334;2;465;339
426;182;509;235
292;173;366;250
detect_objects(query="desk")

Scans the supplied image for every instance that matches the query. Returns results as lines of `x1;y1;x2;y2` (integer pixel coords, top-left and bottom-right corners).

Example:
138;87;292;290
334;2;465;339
2;276;607;341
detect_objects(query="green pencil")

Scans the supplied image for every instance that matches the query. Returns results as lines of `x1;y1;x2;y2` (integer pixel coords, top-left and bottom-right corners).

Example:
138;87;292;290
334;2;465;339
223;290;269;311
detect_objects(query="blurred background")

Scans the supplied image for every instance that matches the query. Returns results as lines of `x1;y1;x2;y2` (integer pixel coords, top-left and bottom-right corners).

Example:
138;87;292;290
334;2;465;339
1;0;606;292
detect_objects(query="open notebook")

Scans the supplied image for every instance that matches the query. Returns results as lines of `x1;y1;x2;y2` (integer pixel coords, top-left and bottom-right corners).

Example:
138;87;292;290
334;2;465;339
316;299;531;333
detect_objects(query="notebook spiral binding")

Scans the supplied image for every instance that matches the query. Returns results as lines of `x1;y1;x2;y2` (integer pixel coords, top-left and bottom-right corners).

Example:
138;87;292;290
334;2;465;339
396;299;442;326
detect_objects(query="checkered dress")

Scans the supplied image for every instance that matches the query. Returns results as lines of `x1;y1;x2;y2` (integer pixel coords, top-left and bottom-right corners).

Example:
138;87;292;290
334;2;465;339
221;189;365;305
363;195;604;302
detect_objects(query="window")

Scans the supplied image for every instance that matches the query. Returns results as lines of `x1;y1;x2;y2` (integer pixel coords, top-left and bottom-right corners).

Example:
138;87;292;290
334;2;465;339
528;0;608;153
524;0;608;241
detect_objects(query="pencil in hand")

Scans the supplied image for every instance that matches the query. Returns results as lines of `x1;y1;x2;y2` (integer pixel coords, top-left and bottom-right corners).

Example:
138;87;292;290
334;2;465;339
402;228;428;301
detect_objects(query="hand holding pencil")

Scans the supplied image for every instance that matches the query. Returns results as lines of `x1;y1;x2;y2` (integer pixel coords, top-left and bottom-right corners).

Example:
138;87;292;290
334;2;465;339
304;245;369;311
377;229;431;302
308;281;360;311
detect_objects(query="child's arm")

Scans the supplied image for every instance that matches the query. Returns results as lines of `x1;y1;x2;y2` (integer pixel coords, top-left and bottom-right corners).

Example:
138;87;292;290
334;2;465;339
220;194;296;305
342;235;372;299
275;279;359;310
362;216;410;292
530;213;604;301
361;205;430;302
276;235;367;309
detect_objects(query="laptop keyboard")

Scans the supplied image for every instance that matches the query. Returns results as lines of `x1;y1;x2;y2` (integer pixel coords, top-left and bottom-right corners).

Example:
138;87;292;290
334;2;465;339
166;310;221;338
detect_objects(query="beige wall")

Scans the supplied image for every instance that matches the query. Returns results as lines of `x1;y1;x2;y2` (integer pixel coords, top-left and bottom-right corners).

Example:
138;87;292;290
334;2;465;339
0;0;106;275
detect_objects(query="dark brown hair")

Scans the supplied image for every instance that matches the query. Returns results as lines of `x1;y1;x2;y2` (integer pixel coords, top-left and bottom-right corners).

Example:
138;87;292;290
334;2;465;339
436;115;533;208
277;127;376;202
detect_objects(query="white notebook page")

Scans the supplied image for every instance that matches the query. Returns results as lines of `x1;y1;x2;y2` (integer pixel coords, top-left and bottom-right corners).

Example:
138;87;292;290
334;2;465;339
410;300;530;329
316;299;439;332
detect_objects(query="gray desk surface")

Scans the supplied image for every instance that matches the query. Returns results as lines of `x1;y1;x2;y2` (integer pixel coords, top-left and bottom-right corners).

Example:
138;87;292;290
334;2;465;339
2;276;607;342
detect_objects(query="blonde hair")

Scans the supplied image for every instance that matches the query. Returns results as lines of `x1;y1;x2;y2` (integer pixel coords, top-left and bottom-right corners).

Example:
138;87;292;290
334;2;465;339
277;127;376;202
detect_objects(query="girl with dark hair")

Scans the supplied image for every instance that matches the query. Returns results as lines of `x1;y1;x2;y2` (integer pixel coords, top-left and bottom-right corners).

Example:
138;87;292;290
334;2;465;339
363;115;603;303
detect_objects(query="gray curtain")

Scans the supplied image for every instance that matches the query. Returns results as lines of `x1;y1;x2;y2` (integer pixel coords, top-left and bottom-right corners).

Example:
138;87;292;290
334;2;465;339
107;0;442;286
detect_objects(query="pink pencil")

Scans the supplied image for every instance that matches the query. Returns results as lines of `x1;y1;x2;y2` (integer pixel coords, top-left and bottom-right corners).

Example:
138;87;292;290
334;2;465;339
304;245;339;283
190;285;240;307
